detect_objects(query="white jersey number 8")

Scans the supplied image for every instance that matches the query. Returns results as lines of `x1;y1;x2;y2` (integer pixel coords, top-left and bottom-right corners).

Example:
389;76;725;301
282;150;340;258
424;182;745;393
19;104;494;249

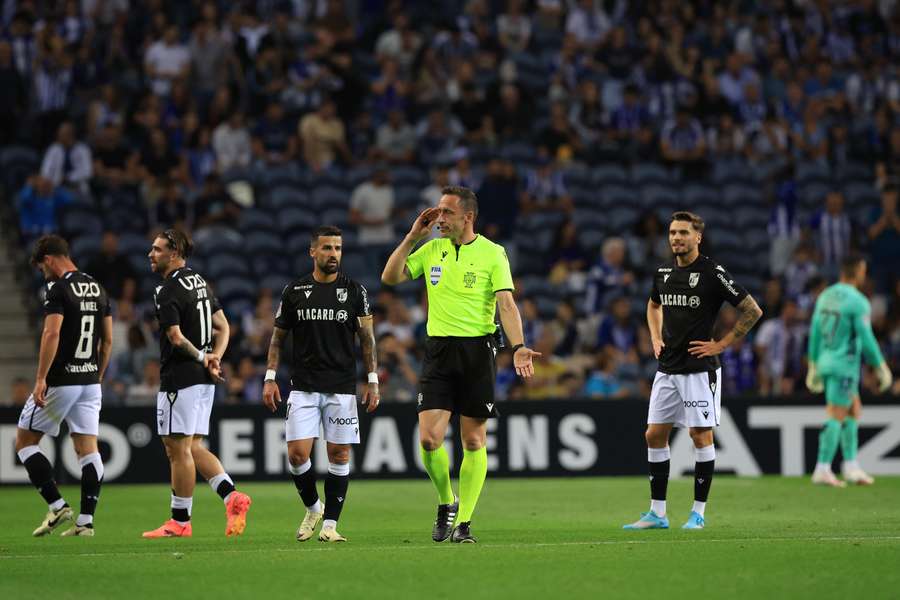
74;315;95;359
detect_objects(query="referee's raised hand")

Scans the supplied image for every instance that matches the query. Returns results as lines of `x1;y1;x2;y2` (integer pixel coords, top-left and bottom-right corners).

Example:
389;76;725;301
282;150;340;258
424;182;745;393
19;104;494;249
408;207;442;241
513;346;541;378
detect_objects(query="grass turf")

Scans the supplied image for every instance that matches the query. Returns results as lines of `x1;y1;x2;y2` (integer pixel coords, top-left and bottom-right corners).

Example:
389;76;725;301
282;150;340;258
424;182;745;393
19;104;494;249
1;476;899;599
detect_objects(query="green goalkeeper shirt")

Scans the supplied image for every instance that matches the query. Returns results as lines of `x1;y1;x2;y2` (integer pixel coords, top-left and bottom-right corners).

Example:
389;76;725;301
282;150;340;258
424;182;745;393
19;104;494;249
406;235;514;337
808;282;885;378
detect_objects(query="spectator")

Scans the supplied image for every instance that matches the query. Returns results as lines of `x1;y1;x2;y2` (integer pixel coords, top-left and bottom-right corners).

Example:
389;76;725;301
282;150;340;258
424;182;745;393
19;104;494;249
375;108;416;164
546;299;579;357
721;338;758;395
144;24;190;97
492;84;532;140
138;127;187;200
155;179;189;229
251;101;297;165
596;296;639;367
84;232;137;302
767;167;801;276
582;353;630;399
40;121;92;194
33;31;73;147
376;333;419;403
8;377;31;407
92;124;138;191
188;18;230;105
547;219;589;283
585;237;635;315
124;358;161;406
755;299;807;396
452;82;486;142
523;328;569;400
810;190;853;277
783;244;819;301
298;98;350;171
538;101;582;159
496;0;531;54
375;12;422;74
420;165;451;208
416;109;463;165
213;111;253;173
520;156;572;214
17;175;72;241
565;0;611;51
626;211;669;276
660;107;707;180
477;159;519;241
349;166;395;246
867;185;900;291
717;53;759;105
194;174;242;231
0;41;26;145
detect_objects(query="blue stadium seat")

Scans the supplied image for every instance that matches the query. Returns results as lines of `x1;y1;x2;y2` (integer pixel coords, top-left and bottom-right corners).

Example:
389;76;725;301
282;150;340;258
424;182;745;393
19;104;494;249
599;183;633;207
836;162;872;183
796;161;832;185
312;185;351;210
578;228;606;252
69;235;102;262
591;164;628;186
562;164;591;188
61;208;103;237
105;207;148;234
683;183;719;207
238;208;276;233
711;159;754;185
340;251;371;277
721;183;761;208
258;163;304;189
320;207;351;229
390;165;428;188
742;229;770;253
245;230;283;256
268;186;309;210
501;142;538;165
213;276;257;303
206;253;250;280
395;185;421;210
224;298;255;319
843;181;879;208
193;228;243;256
640;183;680;207
117;233;149;255
799;181;832;208
631;163;673;185
260;274;290;293
734;205;769;230
608;206;638;230
278;206;318;232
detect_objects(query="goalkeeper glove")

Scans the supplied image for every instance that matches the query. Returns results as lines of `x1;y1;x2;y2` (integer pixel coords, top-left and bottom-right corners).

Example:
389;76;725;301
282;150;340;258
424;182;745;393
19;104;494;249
876;362;893;393
806;362;824;393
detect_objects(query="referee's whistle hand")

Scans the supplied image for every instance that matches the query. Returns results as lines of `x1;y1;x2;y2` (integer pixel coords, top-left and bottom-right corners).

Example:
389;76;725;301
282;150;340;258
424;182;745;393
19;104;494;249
408;207;442;240
263;381;281;412
514;347;541;379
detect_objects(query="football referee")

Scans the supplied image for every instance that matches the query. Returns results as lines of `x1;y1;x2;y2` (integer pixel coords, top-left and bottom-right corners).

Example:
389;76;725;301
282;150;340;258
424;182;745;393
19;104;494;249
382;186;539;543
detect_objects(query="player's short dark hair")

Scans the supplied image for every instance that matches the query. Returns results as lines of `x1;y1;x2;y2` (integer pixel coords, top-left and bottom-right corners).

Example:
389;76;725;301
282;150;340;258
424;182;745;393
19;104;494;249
840;252;866;277
30;234;69;266
670;211;705;233
441;185;478;219
311;225;342;245
160;228;193;259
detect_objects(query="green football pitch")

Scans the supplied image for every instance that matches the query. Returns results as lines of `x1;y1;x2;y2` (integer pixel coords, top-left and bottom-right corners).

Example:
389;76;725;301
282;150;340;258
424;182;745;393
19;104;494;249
2;477;899;599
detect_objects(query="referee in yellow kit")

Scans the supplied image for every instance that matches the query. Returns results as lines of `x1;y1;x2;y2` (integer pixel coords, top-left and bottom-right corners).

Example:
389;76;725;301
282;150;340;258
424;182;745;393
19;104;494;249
382;186;540;543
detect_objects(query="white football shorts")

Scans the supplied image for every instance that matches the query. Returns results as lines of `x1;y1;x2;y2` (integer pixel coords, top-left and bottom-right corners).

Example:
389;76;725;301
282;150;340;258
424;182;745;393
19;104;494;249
647;368;722;428
156;384;215;436
285;391;360;444
18;384;102;437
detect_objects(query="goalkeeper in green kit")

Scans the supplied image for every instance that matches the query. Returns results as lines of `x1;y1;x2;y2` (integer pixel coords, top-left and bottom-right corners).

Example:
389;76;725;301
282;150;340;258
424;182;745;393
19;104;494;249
806;254;893;487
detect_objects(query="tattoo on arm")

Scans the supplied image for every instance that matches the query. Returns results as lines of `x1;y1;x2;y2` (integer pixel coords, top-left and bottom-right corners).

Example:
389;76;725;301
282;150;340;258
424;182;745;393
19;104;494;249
174;336;203;359
358;317;377;374
267;327;286;371
732;296;763;340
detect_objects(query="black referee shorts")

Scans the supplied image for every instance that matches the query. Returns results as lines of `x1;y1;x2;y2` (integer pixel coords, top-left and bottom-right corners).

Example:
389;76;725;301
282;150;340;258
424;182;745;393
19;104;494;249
418;335;498;419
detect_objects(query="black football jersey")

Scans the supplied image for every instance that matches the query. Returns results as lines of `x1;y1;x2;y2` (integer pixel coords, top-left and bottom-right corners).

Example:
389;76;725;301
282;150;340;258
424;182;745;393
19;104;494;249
43;271;111;386
274;273;371;395
650;254;748;374
153;267;222;392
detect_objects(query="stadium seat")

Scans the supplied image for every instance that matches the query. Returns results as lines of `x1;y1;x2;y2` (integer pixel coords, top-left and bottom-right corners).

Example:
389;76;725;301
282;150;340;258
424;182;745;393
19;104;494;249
245;230;284;256
799;181;832;209
711;159;754;185
117;233;149;255
591;164;628;186
224;298;255;319
734;206;769;231
61;208;103;237
501;142;538;165
843;181;879;208
340;251;371;277
562;164;591;188
578;228;606;252
312;185;351;211
260;273;290;293
836;161;872;183
390;165;427;188
640;183;680;208
268;186;309;211
598;183;633;207
721;182;761;209
278;206;318;232
608;206;638;230
319;207;351;229
105;208;148;234
631;163;672;185
69;235;102;262
206;253;250;280
193;227;243;256
683;183;720;207
796;161;832;185
258;163;303;189
238;208;277;233
213;276;257;303
395;185;421;210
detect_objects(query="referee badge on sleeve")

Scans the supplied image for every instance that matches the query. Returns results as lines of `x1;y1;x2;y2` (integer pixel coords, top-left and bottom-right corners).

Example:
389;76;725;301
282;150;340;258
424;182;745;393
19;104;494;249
430;266;442;285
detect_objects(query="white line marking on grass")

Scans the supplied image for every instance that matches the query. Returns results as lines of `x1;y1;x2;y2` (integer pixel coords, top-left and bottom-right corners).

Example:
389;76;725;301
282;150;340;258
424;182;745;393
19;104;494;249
2;535;899;560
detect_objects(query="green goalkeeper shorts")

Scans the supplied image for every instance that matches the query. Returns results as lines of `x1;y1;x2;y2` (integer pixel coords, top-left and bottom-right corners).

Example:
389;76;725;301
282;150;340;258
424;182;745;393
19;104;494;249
823;375;859;407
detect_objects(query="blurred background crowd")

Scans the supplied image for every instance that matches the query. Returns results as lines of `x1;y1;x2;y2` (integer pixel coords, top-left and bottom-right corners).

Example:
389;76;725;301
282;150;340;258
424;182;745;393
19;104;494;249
0;0;898;407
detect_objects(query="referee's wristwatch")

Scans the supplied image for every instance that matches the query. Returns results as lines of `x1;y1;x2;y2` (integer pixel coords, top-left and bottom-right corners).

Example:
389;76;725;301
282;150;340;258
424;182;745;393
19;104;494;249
510;344;525;354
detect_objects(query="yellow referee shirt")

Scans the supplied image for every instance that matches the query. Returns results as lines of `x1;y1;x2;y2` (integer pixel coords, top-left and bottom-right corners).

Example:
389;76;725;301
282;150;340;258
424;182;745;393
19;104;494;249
406;235;514;337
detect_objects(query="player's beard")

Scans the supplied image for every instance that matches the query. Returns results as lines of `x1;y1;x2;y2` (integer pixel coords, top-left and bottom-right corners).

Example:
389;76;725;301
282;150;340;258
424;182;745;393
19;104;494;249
318;258;339;274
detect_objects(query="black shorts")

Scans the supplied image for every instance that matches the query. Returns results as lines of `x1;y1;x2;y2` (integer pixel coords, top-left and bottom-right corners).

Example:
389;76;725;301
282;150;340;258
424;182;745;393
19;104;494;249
418;335;498;418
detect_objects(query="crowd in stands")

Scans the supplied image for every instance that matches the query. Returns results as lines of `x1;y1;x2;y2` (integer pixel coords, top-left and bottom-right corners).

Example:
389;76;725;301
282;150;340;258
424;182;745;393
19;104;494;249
1;0;899;407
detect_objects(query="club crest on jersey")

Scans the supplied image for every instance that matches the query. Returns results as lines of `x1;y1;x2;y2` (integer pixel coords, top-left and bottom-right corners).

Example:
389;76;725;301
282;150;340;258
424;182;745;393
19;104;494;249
336;288;347;303
430;266;442;285
689;273;700;288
